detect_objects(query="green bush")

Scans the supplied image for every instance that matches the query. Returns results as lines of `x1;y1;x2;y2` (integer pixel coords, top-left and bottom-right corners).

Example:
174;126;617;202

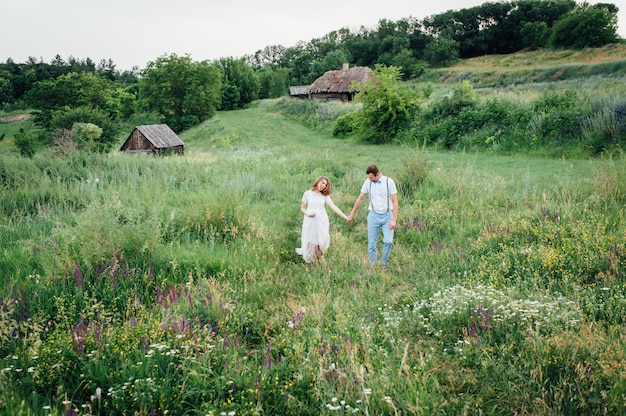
350;65;421;143
331;111;359;137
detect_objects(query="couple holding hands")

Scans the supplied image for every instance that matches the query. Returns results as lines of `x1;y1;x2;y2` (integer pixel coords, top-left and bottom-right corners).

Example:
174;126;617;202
296;164;398;268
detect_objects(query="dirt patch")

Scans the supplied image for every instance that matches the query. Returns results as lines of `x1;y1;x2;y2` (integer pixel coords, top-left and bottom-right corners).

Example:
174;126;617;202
0;113;31;122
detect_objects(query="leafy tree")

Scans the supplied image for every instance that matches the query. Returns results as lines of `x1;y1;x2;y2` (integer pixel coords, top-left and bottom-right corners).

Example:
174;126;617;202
24;72;134;132
550;3;619;49
310;49;350;80
139;53;222;131
257;66;289;99
96;59;117;81
216;57;260;110
423;0;577;58
0;71;13;105
25;72;113;113
290;51;314;85
520;21;551;50
248;45;288;69
390;49;423;80
346;64;421;144
220;84;240;111
342;27;379;68
424;37;459;67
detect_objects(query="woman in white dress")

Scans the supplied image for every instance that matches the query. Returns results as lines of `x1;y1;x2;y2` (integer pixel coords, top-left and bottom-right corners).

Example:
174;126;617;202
296;176;348;264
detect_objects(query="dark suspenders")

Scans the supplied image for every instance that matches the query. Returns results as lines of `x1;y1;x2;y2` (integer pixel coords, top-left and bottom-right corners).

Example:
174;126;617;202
368;177;390;212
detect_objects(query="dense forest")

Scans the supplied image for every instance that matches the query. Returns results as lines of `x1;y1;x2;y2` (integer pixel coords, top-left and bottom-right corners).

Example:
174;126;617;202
0;0;621;155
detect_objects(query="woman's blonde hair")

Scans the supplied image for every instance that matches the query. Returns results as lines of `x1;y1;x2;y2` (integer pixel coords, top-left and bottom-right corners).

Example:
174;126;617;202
311;176;332;196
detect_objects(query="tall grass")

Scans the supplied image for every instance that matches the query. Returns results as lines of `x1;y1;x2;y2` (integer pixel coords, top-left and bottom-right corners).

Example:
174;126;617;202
2;106;626;415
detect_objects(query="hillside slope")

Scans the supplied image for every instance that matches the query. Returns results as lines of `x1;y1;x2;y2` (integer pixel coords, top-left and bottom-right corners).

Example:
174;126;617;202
444;43;626;72
428;43;626;86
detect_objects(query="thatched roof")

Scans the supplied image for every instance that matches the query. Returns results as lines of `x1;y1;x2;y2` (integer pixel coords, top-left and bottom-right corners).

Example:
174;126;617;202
134;124;184;149
307;66;373;94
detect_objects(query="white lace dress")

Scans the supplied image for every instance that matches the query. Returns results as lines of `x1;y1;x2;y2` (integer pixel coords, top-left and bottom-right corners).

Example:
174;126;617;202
296;190;334;263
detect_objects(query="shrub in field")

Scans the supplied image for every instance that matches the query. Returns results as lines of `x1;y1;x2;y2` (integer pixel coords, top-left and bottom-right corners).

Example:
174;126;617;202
396;156;428;198
347;64;422;144
427;80;477;121
580;101;626;152
331;110;359;138
13;126;38;157
529;89;589;146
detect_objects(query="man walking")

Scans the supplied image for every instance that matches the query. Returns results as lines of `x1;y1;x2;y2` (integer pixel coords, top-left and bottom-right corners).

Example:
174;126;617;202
347;164;398;269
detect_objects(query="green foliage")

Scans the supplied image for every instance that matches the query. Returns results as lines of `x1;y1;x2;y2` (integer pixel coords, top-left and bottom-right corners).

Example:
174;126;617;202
331;111;359;137
349;64;421;143
257;66;289;99
528;89;588;150
424;37;459;67
428;80;477;119
220;84;240;111
423;0;576;58
70;122;103;152
550;3;619;49
396;156;428;198
395;81;626;156
13;126;37;157
216;57;261;110
25;72;116;113
49;106;119;152
520;21;551;50
139;53;222;132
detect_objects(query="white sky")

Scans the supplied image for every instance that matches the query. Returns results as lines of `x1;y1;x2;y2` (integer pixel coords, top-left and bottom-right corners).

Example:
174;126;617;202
2;0;624;71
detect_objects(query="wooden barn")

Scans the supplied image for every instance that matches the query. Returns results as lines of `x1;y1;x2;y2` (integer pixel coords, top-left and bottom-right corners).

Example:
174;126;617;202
306;63;373;102
120;124;184;155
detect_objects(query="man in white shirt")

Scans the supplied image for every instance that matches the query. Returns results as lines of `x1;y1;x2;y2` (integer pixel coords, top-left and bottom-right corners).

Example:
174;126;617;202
347;164;398;269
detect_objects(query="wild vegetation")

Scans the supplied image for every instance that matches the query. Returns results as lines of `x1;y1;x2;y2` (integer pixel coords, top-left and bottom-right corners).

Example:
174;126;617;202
0;2;625;414
2;69;626;413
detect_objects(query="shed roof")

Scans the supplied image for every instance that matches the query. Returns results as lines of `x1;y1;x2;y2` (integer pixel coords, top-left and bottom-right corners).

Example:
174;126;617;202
135;124;184;148
289;85;309;96
307;66;373;94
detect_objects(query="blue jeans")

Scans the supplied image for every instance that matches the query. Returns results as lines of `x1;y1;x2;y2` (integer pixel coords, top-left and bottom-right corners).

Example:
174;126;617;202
367;211;394;266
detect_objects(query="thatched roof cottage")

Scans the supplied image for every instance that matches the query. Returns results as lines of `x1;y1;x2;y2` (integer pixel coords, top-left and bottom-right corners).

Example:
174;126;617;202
306;63;373;102
120;124;184;155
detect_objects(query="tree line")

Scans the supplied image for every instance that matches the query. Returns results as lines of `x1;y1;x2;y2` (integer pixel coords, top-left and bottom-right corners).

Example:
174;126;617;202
0;0;620;156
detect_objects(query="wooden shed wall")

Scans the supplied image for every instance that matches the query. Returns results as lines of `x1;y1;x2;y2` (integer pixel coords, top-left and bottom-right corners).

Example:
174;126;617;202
310;92;354;102
121;130;158;153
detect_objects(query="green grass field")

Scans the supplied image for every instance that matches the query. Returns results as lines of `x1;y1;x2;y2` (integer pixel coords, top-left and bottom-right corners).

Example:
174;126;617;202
2;99;626;415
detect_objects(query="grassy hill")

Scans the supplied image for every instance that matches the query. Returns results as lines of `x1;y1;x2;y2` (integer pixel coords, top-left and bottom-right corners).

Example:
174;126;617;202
428;43;626;86
2;95;626;414
0;45;626;416
447;43;626;72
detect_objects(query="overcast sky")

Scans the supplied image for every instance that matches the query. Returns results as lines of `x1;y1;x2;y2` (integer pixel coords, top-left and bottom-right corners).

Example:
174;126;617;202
2;0;624;71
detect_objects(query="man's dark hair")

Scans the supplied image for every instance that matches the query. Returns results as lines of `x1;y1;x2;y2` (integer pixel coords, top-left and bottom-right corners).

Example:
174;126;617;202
366;164;379;175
